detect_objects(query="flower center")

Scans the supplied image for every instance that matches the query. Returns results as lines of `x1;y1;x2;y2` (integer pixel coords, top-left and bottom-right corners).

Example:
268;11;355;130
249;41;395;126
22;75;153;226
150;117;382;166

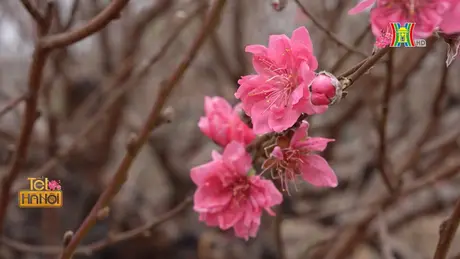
265;148;307;194
230;177;251;205
252;54;298;110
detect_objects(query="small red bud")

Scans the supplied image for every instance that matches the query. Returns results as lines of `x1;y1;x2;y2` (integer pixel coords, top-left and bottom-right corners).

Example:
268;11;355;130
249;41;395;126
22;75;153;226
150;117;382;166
309;71;342;106
271;0;287;11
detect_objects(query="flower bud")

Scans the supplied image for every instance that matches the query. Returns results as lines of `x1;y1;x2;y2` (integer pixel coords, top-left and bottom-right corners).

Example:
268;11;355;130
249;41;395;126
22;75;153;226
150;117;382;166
309;71;342;106
271;0;287;11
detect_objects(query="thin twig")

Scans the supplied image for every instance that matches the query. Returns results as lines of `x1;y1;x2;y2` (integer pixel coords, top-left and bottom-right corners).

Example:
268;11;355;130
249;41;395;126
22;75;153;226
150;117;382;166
433;198;460;259
2;197;192;255
274;206;286;259
396;52;449;176
0;2;54;235
342;47;391;90
294;0;367;58
378;48;396;193
11;8;200;192
39;0;130;49
233;0;247;75
63;0;80;31
0;93;28;119
19;0;45;26
58;1;227;258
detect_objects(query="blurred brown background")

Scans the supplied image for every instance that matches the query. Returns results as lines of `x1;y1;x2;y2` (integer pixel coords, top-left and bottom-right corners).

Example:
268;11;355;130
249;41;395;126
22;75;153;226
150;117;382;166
0;0;460;259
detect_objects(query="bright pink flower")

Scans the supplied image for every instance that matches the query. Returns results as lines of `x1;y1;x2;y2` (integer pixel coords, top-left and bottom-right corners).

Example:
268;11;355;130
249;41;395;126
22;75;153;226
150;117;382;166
262;121;337;192
310;72;341;106
198;96;256;147
348;0;457;39
439;0;460;34
235;26;327;135
191;141;283;240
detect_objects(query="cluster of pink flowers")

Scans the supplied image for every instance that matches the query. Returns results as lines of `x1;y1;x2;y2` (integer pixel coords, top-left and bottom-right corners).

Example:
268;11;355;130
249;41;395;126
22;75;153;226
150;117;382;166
349;0;460;39
349;0;460;64
192;26;338;240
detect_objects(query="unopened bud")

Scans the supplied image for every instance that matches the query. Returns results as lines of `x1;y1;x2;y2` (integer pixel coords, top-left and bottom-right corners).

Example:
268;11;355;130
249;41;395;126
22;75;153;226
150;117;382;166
271;0;287;11
309;71;342;105
96;206;110;220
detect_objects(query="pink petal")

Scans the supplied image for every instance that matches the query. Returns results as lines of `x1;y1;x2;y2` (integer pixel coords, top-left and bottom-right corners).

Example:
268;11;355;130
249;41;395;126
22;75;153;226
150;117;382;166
348;0;376;15
300;155;338;187
290;121;309;145
245;44;268;56
250;101;272;134
222;141;252;175
190;160;223;186
440;2;460;34
267;34;291;67
218;209;244;230
268;107;301;132
198;117;210;136
271;146;284;159
295;137;335;152
193;187;232;212
291;26;314;53
205;96;232;115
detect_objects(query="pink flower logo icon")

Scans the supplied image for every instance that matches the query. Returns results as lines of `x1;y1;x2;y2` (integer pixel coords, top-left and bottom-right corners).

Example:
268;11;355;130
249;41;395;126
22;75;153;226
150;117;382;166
48;180;61;191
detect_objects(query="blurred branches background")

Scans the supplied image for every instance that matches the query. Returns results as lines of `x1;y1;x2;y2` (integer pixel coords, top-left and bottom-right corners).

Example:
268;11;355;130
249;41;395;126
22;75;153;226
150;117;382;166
0;0;459;259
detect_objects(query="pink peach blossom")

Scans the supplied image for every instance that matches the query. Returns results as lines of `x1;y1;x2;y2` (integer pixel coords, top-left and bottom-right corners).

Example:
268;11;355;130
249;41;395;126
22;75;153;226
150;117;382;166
191;141;283;240
262;121;337;192
235;26;327;135
348;0;459;39
198;96;256;147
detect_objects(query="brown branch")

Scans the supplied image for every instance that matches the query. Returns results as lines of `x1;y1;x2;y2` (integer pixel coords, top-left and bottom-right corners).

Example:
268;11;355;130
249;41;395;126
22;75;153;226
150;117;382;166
377;49;397;193
433;198;460;259
233;0;247;75
11;8;200;192
0;93;28;119
58;1;227;258
330;25;370;74
19;0;45;25
342;47;391;90
293;0;367;58
2;197;192;255
39;0;130;49
0;2;54;236
396;52;449;176
274;206;286;259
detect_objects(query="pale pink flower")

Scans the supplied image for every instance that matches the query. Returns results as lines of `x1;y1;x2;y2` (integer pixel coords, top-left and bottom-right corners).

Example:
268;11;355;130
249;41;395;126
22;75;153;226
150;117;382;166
310;72;341;106
262;121;337;192
235;26;327;135
348;0;457;39
198;96;256;147
191;141;283;240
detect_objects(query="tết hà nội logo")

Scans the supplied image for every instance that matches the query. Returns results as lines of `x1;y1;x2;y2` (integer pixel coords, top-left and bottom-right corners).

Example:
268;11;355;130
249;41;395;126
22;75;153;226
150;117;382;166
18;177;62;208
